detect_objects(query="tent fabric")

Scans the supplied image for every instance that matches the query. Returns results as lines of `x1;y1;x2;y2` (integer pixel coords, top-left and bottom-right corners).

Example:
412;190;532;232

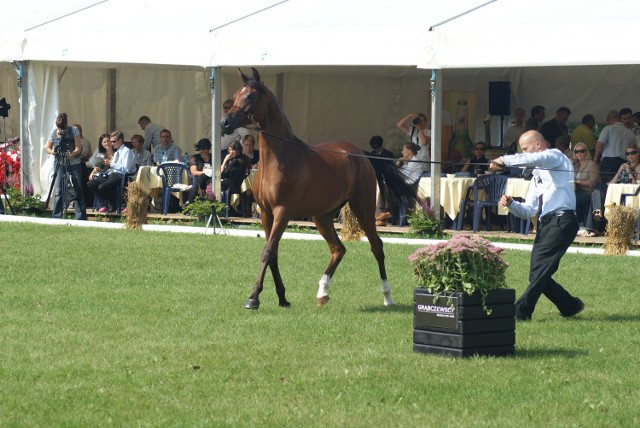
4;0;640;200
421;0;640;69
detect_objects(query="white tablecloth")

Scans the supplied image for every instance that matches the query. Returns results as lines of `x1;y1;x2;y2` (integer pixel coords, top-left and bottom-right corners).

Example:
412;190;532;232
417;176;531;220
604;183;640;217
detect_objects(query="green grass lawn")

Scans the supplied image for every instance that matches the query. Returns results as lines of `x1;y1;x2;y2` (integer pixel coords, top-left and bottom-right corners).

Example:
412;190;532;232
1;222;639;427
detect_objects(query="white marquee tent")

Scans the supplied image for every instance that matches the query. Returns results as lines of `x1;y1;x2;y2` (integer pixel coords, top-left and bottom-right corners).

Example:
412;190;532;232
3;0;640;203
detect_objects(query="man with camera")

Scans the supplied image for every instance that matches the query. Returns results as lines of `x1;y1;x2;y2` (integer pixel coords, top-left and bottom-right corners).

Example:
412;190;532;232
396;112;431;174
87;130;136;212
45;113;87;220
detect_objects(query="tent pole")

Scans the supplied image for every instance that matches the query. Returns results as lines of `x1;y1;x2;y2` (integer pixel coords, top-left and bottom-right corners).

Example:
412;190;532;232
430;69;442;219
211;67;222;198
14;61;30;195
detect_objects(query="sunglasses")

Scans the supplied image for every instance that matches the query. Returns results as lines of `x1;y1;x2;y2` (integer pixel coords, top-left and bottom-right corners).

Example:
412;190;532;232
475;147;486;151
574;149;587;154
626;151;639;155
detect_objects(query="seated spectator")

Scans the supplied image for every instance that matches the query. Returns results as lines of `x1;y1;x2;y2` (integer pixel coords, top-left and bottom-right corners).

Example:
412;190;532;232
395;142;421;226
583;143;639;236
221;140;251;216
86;133;114;209
610;144;640;184
87;133;114;170
152;129;182;164
572;142;600;233
461;141;489;175
87;131;136;213
187;138;213;204
242;134;260;168
397;142;422;185
131;134;152;167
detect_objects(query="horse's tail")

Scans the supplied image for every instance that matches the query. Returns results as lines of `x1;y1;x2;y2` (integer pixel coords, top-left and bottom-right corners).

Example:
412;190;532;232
376;163;420;213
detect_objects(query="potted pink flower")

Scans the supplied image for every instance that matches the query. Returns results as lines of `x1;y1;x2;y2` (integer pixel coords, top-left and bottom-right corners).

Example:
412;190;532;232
409;234;515;357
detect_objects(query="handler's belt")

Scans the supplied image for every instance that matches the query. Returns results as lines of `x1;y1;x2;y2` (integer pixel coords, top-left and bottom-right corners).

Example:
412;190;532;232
539;209;576;225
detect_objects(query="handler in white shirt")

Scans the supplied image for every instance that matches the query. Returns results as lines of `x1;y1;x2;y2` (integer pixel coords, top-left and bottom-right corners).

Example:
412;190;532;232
490;130;584;321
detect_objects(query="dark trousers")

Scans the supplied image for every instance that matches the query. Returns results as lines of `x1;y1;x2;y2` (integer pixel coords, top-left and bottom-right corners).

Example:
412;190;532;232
53;162;86;220
600;157;625;184
515;212;581;319
188;174;211;204
87;173;122;205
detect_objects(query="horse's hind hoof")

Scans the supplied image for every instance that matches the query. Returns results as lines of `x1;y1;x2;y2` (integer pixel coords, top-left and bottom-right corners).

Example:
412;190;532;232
244;298;260;310
316;296;330;307
279;301;291;308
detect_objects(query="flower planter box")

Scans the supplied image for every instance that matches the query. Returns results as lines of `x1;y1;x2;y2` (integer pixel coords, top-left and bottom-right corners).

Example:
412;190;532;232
413;288;516;358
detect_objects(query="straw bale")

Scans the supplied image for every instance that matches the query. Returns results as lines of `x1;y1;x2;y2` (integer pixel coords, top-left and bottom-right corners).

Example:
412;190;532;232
339;204;364;241
604;205;639;255
125;181;149;229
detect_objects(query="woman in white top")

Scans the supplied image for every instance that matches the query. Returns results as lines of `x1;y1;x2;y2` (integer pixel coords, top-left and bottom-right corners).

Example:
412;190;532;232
398;143;422;185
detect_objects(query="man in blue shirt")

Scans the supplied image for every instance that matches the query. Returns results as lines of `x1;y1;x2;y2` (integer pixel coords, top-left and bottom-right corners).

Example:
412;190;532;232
491;130;584;321
87;131;136;212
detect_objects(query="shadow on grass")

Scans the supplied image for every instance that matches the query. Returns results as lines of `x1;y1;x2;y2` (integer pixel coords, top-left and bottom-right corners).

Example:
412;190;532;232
515;347;588;359
589;314;640;322
359;303;413;314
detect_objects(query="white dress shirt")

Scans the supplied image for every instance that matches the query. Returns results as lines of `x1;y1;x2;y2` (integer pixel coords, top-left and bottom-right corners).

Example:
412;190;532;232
503;148;575;219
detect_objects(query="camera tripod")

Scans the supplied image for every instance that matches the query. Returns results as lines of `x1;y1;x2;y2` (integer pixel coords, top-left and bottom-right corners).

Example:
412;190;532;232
44;151;81;218
0;171;14;215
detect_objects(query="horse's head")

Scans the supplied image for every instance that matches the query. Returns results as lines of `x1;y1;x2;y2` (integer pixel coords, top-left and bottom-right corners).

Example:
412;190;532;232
220;67;265;135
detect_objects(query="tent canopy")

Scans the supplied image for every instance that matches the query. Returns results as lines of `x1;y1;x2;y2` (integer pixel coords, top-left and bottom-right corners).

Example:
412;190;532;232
421;0;640;69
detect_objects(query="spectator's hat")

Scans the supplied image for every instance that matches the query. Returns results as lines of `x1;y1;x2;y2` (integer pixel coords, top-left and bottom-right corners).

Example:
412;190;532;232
195;138;212;151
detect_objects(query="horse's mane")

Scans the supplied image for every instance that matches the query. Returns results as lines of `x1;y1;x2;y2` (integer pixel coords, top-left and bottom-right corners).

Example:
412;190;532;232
249;78;307;147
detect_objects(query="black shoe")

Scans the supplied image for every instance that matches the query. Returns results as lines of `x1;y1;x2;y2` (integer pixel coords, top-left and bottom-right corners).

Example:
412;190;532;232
515;314;531;322
561;298;585;318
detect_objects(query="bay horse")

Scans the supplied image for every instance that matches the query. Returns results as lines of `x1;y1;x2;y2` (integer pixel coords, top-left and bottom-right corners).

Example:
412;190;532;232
221;68;418;310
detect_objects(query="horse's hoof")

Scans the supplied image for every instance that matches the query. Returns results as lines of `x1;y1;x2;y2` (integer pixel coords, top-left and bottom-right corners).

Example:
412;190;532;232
279;301;291;308
383;293;394;306
244;298;260;310
316;295;330;307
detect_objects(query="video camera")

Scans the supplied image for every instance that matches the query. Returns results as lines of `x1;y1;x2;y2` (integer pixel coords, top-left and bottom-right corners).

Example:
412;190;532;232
0;98;10;118
53;130;73;156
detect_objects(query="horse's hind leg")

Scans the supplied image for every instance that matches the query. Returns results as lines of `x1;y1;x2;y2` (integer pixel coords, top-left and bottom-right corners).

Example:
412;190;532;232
312;212;346;307
349;201;394;306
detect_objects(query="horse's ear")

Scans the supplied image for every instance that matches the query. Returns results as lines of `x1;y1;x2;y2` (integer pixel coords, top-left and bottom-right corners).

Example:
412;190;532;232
239;68;249;84
251;67;261;82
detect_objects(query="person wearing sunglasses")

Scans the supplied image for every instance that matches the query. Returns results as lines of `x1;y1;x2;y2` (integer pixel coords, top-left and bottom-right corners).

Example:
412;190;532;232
610;144;640;184
572;142;600;236
461;141;489;175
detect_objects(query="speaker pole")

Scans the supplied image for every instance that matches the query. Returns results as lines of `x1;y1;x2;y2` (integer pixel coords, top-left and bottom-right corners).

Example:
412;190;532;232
500;116;505;148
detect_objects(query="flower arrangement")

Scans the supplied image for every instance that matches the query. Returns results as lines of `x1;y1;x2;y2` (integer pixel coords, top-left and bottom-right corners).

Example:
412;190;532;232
0;136;21;190
182;182;227;219
409;234;508;311
407;200;444;237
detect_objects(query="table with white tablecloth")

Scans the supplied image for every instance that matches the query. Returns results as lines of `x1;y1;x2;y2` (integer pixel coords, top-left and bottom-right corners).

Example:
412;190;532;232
135;164;190;199
604;183;640;217
417;176;531;220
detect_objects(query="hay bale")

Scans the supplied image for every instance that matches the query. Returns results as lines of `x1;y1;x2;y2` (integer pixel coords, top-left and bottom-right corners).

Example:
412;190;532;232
125;181;149;229
340;204;364;241
604;205;639;255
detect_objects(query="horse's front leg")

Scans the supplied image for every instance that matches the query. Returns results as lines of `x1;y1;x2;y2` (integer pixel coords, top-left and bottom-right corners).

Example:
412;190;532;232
244;210;291;309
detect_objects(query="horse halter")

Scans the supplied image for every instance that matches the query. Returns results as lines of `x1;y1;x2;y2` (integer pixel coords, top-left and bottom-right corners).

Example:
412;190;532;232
229;84;262;126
